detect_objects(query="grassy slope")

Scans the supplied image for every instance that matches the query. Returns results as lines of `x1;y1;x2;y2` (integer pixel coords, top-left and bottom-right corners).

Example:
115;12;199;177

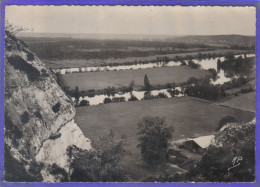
63;66;211;90
75;97;254;180
218;92;255;112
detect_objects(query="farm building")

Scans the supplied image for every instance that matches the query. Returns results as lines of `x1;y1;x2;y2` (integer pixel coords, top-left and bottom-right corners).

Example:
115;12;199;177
180;135;215;153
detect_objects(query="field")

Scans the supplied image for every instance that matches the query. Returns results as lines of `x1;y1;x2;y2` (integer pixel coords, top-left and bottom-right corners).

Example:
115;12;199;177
63;65;211;90
44;49;247;69
219;92;256;112
75;97;255;181
20;36;254;69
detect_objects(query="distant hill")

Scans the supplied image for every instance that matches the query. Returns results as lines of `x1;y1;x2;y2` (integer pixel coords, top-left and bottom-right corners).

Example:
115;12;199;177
168;35;255;47
18;32;255;45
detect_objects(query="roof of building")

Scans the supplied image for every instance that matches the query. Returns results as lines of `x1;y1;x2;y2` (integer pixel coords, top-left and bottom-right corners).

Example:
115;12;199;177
189;135;215;149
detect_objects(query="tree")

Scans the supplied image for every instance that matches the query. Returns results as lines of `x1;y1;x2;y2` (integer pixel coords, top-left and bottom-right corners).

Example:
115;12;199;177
79;99;90;106
137;116;174;165
55;73;70;94
129;80;135;92
144;74;151;91
5;20;28;36
225;52;235;61
217;59;221;72
74;86;80;105
128;94;138;101
68;132;128;182
104;98;112;104
217;116;237;131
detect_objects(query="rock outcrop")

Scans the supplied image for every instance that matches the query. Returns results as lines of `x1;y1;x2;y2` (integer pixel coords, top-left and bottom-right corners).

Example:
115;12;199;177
4;30;91;182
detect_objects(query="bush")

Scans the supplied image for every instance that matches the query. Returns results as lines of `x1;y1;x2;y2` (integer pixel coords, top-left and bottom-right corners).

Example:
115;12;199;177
86;92;96;97
217;116;237;131
26;52;35;61
68;132;128;182
143;92;155;100
48;164;68;182
20;111;30;124
7;55;40;82
137;116;174;165
128;95;138;101
208;68;217;81
112;97;125;103
104;86;116;97
188;60;201;69
79;99;90;106
52;102;61;113
156;93;168;98
144;74;151;91
104;98;112;104
41;69;49;77
74;86;80;104
239;87;254;93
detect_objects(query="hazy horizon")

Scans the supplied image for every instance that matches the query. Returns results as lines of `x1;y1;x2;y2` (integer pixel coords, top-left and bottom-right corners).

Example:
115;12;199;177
18;32;255;37
6;6;256;36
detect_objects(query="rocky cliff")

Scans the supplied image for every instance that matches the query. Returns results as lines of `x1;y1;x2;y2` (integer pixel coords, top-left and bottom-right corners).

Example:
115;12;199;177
4;30;91;182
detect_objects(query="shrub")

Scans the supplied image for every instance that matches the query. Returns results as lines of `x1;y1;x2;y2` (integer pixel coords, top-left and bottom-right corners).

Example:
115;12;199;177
41;69;49;77
74;86;80;104
26;52;35;61
144;74;151;91
7;55;40;82
143;92;155;100
167;89;175;97
20;111;30;124
49;164;68;182
104;86;116;96
103;98;112;104
68;132;129;182
55;73;70;94
208;68;217;81
239;87;254;93
79;99;90;106
86;92;96;98
128;95;138;101
112;97;125;103
52;102;61;113
217;116;237;131
156;93;168;98
188;60;201;69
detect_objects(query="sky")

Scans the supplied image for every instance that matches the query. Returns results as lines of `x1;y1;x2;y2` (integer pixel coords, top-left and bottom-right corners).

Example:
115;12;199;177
5;5;256;36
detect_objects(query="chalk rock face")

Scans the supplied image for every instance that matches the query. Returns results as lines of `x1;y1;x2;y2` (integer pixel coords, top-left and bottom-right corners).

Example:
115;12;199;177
36;119;91;172
4;30;91;182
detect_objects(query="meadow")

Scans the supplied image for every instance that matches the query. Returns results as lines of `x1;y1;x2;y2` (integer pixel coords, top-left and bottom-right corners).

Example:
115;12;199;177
21;36;252;69
219;92;255;112
75;97;255;181
63;65;211;90
44;49;245;69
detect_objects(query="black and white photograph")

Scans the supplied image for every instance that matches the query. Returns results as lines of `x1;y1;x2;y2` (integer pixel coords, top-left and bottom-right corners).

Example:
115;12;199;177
4;5;256;182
